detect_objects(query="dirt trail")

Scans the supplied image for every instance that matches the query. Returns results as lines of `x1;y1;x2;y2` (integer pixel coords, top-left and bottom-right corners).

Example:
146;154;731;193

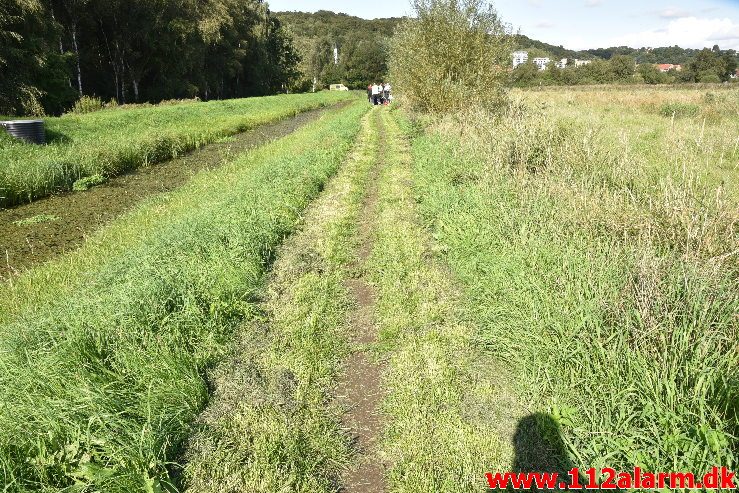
180;108;382;492
337;109;386;493
0;104;337;280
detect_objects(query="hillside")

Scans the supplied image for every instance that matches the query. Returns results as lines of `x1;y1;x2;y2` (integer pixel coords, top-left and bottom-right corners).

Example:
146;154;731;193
276;10;737;88
513;34;595;60
276;11;403;90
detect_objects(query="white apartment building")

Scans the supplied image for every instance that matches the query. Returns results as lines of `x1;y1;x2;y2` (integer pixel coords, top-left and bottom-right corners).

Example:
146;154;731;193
555;58;568;69
533;57;551;70
574;59;592;67
512;51;529;68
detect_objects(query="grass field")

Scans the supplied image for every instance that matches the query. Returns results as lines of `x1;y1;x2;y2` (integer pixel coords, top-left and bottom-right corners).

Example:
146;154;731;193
0;100;367;491
412;85;738;478
0;85;736;492
0;92;351;208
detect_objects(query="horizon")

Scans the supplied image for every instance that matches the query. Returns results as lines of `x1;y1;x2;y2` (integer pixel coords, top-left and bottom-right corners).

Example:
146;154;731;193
269;0;739;51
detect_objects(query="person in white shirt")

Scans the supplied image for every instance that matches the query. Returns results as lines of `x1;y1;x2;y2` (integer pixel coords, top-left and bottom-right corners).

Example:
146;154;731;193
371;83;381;105
383;83;391;103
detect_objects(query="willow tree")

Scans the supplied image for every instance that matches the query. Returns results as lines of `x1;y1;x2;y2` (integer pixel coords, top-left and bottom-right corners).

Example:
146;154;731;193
389;0;512;113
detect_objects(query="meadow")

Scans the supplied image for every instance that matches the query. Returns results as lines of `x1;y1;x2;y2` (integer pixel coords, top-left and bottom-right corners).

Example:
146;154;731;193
410;85;738;478
0;92;351;207
0;85;736;492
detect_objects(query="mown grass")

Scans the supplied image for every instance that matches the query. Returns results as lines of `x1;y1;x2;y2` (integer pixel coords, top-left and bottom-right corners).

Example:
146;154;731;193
182;111;378;492
410;86;738;478
370;109;509;492
0;101;367;492
0;91;352;207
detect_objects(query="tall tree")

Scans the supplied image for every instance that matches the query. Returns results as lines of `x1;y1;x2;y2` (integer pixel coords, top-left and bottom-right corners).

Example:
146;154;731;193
1;0;301;115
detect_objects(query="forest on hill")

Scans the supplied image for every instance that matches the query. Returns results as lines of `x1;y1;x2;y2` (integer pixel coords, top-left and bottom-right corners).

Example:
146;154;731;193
275;11;400;91
277;11;738;91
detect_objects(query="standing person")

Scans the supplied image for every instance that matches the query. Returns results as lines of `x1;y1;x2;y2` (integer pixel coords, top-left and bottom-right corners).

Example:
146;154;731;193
371;83;380;105
384;82;392;103
367;84;373;104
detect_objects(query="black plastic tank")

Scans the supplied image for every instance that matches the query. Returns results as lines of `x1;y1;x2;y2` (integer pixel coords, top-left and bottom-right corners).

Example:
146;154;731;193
1;120;46;144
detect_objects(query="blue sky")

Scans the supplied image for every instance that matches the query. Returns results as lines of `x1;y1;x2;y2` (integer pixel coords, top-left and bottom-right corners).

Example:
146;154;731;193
268;0;739;50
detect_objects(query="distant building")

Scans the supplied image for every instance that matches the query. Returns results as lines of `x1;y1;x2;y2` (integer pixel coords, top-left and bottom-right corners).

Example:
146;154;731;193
574;59;592;67
657;63;682;72
512;51;529;68
555;58;568;69
533;57;551;70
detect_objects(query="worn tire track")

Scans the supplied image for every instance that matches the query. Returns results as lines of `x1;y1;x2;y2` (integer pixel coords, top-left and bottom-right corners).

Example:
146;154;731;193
337;108;386;493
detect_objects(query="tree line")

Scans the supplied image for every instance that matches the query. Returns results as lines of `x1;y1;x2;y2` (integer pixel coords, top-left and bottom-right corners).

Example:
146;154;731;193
1;0;300;116
276;11;398;92
4;3;738;116
511;46;739;87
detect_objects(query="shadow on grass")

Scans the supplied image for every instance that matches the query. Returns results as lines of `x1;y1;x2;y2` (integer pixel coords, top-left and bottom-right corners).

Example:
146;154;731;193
45;128;73;145
489;412;588;492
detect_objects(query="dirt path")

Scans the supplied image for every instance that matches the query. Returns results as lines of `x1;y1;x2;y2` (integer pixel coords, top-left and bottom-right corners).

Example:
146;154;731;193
0;104;338;280
337;109;386;493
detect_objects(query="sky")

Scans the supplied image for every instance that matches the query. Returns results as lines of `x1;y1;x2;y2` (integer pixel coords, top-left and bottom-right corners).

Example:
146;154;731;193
267;0;739;51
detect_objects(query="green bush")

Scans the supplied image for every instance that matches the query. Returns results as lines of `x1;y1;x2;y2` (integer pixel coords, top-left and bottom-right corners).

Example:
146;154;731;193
659;101;700;118
389;0;512;113
698;71;722;84
70;96;104;115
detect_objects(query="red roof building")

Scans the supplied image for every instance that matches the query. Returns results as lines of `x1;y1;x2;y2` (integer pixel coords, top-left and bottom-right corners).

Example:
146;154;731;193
657;64;682;72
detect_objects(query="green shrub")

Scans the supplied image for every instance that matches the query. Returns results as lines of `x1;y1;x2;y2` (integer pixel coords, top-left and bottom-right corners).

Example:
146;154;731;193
72;174;107;191
698;72;722;84
659;101;699;118
70;96;104;115
389;0;512;114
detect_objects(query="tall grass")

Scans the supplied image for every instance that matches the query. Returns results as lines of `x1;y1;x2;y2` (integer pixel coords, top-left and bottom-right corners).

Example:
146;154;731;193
0;91;352;207
0;101;367;492
410;87;738;475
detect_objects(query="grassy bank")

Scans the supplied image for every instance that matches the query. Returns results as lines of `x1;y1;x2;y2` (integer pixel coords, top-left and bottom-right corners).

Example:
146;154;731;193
0;101;367;492
183;111;379;492
0;92;352;207
411;86;738;476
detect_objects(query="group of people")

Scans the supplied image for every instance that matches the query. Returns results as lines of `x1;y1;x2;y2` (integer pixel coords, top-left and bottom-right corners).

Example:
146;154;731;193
367;82;392;105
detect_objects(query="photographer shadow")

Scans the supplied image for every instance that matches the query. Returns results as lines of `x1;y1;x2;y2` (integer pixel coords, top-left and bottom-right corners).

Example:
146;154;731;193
489;412;588;492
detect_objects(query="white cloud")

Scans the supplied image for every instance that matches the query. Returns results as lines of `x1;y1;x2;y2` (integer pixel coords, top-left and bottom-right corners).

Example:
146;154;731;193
585;0;603;7
610;17;739;50
659;8;691;19
535;20;555;28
